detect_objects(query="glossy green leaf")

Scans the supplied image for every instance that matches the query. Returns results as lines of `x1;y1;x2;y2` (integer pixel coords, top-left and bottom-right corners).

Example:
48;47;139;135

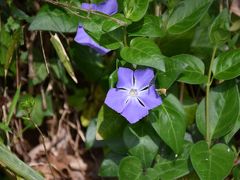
120;37;165;72
149;94;186;154
190;141;235;180
99;28;124;50
123;122;159;167
167;0;213;34
171;54;207;84
212;49;240;80
29;5;78;32
119;156;159;180
50;33;77;83
209;9;230;45
97;105;127;140
119;156;142;180
123;0;149;22
196;81;240;139
0;143;44;180
128;15;165;37
102;13;131;32
154;142;192;180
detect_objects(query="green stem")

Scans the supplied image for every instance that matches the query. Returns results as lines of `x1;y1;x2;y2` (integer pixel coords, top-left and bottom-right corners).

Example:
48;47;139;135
205;46;217;147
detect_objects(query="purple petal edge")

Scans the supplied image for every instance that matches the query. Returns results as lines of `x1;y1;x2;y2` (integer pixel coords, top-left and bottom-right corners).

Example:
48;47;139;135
81;0;118;15
74;26;110;55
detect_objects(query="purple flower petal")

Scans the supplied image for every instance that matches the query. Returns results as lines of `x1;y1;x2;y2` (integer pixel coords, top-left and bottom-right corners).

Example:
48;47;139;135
104;88;129;113
74;26;110;55
121;98;149;124
134;68;154;90
116;67;134;89
81;0;118;15
139;85;162;109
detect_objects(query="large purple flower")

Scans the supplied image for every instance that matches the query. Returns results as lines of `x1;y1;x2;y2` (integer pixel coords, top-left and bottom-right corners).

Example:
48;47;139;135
74;0;118;55
105;67;162;124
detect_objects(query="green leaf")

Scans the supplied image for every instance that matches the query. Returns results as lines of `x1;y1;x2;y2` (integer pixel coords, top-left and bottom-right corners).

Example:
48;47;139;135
119;156;159;180
123;0;150;22
120;37;165;72
98;28;124;50
149;94;186;154
212;49;240;80
31;62;48;85
209;9;230;45
128;15;165;38
123;122;159;167
99;153;123;177
0;143;44;180
50;33;77;83
29;5;78;33
171;54;207;84
190;141;235;180
167;0;213;34
97;105;127;140
154;142;192;180
4;28;21;77
7;86;21;125
102;13;131;32
85;119;97;149
119;156;143;180
196;81;240;139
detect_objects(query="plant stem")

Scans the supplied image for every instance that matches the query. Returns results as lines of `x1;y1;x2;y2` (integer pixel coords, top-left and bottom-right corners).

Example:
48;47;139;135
205;46;217;147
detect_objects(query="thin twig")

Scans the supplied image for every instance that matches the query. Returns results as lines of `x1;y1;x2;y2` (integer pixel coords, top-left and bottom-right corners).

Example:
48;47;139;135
40;31;50;74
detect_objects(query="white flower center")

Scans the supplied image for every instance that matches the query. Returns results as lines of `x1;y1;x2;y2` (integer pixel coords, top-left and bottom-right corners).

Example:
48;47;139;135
129;89;138;97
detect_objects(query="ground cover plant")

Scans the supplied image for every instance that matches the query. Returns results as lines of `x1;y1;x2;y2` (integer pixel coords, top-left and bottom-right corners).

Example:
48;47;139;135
1;0;240;179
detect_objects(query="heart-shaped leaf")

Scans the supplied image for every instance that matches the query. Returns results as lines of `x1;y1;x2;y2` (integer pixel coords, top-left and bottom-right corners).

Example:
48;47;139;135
149;94;186;154
190;141;235;180
120;37;165;72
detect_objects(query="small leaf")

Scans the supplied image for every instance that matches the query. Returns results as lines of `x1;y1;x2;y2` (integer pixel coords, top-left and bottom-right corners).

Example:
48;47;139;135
50;33;77;83
209;9;230;45
85;119;97;149
120;37;165;72
196;81;240;139
29;5;78;33
149;94;186;154
128;15;165;38
212;49;240;80
123;0;149;22
167;0;213;34
190;141;235;180
7;86;21;125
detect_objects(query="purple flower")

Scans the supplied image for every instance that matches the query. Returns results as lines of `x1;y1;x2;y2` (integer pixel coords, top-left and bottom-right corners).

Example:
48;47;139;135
81;0;118;15
104;67;162;124
74;0;118;55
